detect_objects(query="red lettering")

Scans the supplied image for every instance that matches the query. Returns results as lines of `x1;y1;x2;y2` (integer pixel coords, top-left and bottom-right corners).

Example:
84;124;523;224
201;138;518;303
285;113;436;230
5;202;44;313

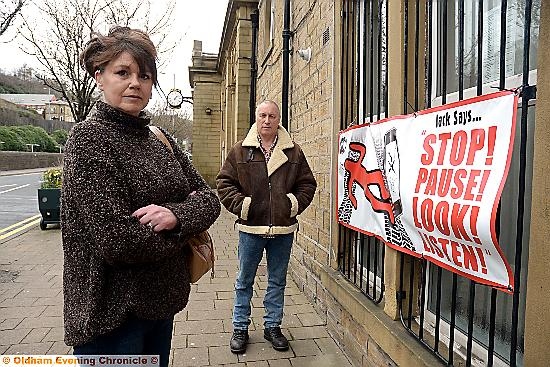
437;169;453;197
467;129;485;165
421;198;435;232
470;206;481;244
450;203;472;241
475;247;488;274
415;168;428;193
425;169;438;195
420;232;432;252
450;240;463;267
434;201;451;235
429;235;445;258
437;237;452;261
450;169;467;199
485;126;497;165
421;134;436;165
450;130;467;166
413;197;422;228
476;170;491;201
437;132;452;165
461;243;478;272
464;169;481;201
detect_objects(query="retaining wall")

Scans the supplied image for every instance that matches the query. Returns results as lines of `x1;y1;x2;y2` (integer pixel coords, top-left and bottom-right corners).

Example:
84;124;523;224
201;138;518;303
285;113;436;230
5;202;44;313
0;151;63;171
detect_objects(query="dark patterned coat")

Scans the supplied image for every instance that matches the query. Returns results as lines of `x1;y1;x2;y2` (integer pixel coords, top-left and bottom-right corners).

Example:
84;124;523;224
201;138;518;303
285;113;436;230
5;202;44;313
61;101;220;346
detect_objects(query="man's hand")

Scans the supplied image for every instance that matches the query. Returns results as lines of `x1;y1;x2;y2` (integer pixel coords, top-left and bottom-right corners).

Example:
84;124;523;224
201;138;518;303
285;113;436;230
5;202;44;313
132;204;178;232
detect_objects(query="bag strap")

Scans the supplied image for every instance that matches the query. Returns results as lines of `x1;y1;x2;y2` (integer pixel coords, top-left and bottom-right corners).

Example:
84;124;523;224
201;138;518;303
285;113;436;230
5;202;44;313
149;125;174;154
150;125;215;278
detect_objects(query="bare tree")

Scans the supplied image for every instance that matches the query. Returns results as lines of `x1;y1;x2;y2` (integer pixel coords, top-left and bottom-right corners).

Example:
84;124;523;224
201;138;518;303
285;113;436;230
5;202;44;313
19;0;177;122
0;0;24;36
150;104;193;150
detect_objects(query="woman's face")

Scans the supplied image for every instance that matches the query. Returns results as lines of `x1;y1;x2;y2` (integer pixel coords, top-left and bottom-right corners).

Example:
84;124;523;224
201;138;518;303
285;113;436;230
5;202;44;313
95;51;153;117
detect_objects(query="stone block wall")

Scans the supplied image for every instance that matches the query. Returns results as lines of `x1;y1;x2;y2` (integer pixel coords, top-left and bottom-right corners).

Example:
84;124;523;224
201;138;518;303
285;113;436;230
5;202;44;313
0;151;63;171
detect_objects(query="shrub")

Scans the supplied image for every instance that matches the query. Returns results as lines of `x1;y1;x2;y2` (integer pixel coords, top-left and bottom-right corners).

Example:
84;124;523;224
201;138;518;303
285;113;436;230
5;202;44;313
0;125;65;152
30;126;57;152
8;125;57;152
51;129;69;146
41;167;62;188
0;126;25;151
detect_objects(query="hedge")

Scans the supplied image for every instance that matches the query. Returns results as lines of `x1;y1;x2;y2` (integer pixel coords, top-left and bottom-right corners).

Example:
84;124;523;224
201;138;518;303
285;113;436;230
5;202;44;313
51;129;69;146
0;125;60;152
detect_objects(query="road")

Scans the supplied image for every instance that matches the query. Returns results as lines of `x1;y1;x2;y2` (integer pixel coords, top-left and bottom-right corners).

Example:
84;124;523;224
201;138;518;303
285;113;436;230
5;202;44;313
0;172;43;230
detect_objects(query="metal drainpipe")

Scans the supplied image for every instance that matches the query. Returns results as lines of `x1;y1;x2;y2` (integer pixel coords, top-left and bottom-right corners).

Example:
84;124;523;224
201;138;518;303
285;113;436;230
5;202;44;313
250;10;259;127
282;0;291;129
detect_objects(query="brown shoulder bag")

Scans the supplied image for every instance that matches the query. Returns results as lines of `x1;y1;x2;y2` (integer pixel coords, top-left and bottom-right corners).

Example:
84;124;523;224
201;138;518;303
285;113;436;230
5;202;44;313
149;125;215;283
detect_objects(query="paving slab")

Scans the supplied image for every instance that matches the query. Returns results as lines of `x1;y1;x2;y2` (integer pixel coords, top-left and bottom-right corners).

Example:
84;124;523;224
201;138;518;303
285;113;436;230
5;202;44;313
0;205;354;366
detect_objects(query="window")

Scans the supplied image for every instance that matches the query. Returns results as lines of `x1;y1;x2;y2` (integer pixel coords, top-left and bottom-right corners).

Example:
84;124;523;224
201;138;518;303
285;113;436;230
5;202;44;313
259;0;274;64
424;1;541;365
338;0;389;303
357;0;388;123
432;0;540;104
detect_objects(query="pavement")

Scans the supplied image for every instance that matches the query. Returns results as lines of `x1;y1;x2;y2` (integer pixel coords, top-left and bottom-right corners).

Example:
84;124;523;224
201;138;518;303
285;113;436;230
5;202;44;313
0;189;353;366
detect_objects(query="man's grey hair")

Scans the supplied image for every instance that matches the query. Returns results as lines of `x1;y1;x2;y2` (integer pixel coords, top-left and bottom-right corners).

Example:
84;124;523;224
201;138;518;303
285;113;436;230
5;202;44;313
255;100;280;116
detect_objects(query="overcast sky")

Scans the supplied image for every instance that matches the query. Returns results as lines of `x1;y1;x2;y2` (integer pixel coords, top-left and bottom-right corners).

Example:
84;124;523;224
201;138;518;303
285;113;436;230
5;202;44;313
0;0;229;113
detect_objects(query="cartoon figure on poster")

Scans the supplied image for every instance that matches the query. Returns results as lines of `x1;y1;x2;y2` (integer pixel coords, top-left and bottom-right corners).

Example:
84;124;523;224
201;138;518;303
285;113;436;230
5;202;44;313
337;91;518;292
338;125;414;252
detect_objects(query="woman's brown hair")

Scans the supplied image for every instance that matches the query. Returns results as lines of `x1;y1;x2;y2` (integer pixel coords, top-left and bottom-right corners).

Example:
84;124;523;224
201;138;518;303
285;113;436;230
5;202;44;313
80;26;158;86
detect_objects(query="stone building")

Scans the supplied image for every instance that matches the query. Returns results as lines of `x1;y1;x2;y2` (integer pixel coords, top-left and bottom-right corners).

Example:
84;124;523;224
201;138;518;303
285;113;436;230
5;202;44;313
190;1;550;366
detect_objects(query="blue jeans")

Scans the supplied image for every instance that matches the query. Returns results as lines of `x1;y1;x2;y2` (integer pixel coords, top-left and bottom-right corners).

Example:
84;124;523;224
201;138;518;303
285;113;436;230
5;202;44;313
233;232;294;330
73;315;174;367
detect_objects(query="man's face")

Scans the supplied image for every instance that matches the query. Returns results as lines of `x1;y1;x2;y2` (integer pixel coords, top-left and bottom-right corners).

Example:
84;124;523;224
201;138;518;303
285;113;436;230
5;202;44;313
256;102;280;140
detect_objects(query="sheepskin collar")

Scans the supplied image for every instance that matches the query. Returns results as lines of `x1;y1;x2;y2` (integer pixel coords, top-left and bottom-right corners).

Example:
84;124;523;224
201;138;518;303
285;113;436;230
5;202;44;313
243;123;294;177
93;100;151;130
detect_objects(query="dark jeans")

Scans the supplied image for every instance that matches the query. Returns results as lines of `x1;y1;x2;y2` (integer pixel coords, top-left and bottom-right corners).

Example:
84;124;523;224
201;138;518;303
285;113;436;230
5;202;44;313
73;315;174;367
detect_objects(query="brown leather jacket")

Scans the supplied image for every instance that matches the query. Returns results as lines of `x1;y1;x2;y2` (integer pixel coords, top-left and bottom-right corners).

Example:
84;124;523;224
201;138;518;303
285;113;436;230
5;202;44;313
216;124;316;235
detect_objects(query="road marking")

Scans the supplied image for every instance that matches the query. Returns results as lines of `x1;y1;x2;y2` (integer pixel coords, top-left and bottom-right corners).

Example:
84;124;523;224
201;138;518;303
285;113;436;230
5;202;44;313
0;184;30;195
0;217;42;240
0;214;42;234
0;184;18;188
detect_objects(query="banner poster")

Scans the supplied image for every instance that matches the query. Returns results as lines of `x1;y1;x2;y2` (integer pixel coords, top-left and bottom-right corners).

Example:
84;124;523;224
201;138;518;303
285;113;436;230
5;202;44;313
337;91;518;292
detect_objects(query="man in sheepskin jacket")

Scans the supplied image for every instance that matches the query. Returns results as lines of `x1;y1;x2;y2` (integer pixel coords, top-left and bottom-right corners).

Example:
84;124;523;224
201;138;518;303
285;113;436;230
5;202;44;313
216;100;316;354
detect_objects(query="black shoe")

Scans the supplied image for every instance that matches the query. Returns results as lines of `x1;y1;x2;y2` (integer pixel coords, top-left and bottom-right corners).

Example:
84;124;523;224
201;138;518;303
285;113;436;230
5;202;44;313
263;327;289;351
230;329;249;354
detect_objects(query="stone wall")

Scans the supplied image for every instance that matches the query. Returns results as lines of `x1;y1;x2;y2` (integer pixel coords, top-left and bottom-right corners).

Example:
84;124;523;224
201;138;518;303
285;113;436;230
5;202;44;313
0;151;63;171
0;108;74;133
255;1;440;366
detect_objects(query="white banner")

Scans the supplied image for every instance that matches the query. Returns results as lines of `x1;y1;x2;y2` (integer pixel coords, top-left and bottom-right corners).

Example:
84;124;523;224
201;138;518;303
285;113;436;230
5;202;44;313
337;91;517;292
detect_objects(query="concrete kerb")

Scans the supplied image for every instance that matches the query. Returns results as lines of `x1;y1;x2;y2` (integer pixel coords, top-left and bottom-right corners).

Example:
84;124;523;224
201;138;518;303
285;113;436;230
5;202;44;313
0;167;60;177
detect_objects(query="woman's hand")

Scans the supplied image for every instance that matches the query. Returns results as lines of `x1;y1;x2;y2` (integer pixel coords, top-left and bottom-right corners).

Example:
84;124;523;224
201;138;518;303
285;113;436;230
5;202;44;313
132;204;178;232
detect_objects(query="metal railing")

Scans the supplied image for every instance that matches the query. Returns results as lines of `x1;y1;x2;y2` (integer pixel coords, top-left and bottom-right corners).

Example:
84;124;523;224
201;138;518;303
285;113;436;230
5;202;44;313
397;1;539;366
338;0;389;304
338;0;539;365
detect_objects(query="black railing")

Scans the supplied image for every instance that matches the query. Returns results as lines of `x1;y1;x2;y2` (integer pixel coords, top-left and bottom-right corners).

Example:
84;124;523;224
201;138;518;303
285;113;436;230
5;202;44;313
398;1;539;366
338;0;389;304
